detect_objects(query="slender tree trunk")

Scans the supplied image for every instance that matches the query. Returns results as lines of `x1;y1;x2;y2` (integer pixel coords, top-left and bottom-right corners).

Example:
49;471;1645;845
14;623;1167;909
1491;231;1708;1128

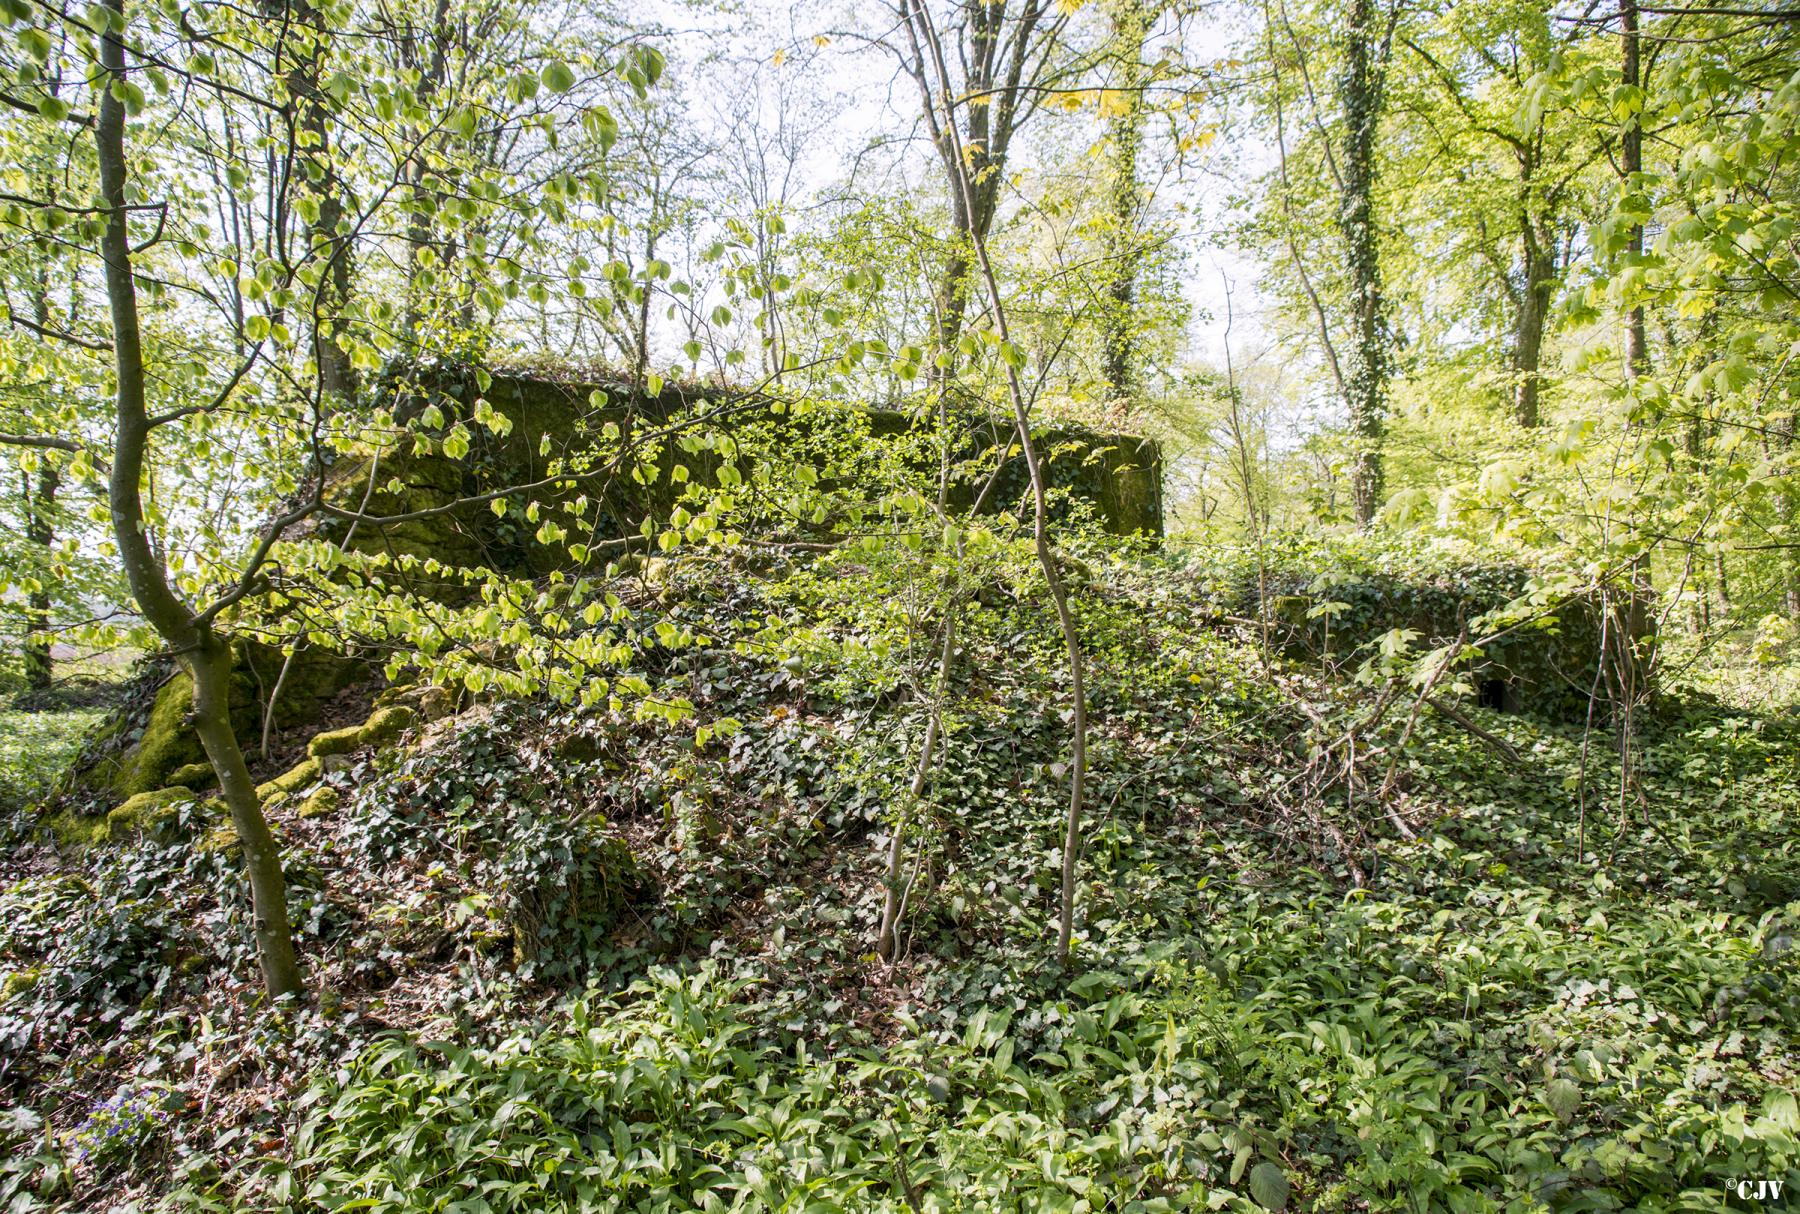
96;0;303;1000
273;0;356;401
917;9;1088;968
876;614;957;962
898;0;1044;383
1513;212;1552;429
1340;0;1389;526
397;0;460;345
22;465;58;693
22;250;59;693
1611;0;1654;768
187;636;301;993
1101;0;1149;409
1774;411;1800;617
933;253;971;380
1684;407;1708;633
635;225;659;384
1621;0;1648;380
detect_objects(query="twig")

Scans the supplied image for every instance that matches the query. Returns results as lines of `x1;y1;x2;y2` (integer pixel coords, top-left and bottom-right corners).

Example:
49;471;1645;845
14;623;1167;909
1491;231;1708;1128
1424;696;1523;765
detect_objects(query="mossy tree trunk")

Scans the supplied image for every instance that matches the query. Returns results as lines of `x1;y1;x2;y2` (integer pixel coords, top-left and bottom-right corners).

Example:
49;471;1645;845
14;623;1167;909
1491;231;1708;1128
96;0;303;999
1101;0;1149;410
1340;0;1392;528
1513;208;1553;429
274;0;357;403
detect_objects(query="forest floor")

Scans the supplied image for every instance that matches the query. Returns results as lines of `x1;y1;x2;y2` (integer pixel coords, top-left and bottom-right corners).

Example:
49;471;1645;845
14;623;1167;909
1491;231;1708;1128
1;549;1797;1212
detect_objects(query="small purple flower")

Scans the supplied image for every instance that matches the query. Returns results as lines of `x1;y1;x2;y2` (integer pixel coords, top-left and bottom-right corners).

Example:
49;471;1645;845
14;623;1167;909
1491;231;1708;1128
67;1085;170;1165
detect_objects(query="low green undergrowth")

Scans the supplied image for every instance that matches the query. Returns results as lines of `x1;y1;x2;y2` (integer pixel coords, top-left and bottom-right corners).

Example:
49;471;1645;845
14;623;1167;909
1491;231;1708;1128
236;691;1800;1213
0;704;107;819
4;551;1798;1213
249;849;1799;1212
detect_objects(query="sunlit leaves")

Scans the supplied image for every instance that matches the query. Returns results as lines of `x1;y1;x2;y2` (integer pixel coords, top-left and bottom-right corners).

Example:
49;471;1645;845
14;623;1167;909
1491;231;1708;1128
541;60;576;93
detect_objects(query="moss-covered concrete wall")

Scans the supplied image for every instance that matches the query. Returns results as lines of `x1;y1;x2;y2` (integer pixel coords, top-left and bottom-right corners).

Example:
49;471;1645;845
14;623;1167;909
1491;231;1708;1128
312;363;1163;575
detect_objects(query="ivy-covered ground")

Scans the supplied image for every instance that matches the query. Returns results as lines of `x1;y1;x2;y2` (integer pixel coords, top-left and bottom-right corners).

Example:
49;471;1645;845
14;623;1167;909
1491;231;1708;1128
1;549;1796;1213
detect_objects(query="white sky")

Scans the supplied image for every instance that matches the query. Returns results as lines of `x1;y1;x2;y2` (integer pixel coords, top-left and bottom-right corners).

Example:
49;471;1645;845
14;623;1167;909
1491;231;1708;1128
638;0;1289;374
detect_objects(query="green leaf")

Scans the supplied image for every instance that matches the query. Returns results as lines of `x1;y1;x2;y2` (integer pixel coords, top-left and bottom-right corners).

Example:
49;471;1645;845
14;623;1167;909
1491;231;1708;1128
542;61;576;93
110;78;145;115
16;26;49;61
1545;1077;1580;1123
1248;1162;1289;1211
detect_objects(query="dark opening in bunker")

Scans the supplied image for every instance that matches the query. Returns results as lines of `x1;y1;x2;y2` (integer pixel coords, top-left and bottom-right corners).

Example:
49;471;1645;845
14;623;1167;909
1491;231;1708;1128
1478;678;1521;714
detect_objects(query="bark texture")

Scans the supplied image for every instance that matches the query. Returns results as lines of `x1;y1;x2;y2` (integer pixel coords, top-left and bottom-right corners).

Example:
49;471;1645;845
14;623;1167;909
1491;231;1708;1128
96;0;304;999
1340;0;1391;526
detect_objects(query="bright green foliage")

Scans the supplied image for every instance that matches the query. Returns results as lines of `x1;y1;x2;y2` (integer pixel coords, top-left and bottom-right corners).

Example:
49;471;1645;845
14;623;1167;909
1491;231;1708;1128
3;538;1797;1211
254;684;1800;1212
0;704;103;816
277;969;1222;1212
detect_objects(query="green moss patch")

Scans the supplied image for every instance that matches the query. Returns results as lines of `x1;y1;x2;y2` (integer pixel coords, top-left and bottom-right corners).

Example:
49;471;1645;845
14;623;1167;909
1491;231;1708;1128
0;969;38;1005
101;674;206;800
166;762;214;789
307;705;415;760
104;788;194;842
360;705;414;746
257;757;321;804
196;823;239;856
42;811;110;849
307;725;367;758
297;786;340;819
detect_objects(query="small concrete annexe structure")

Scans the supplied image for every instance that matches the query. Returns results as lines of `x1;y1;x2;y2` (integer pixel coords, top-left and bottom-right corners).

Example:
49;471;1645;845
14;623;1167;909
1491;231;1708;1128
58;361;1164;817
1251;563;1636;723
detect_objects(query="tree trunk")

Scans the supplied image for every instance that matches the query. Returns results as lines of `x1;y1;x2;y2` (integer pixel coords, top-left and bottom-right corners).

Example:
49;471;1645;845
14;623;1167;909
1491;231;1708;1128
22;252;59;693
915;7;1088;968
1621;0;1649;380
1513;215;1553;428
22;465;58;693
1341;0;1389;526
1775;411;1800;617
189;635;304;996
899;0;1047;381
1101;0;1149;409
272;0;356;401
933;252;971;379
1611;0;1654;752
876;611;958;962
96;0;304;1000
